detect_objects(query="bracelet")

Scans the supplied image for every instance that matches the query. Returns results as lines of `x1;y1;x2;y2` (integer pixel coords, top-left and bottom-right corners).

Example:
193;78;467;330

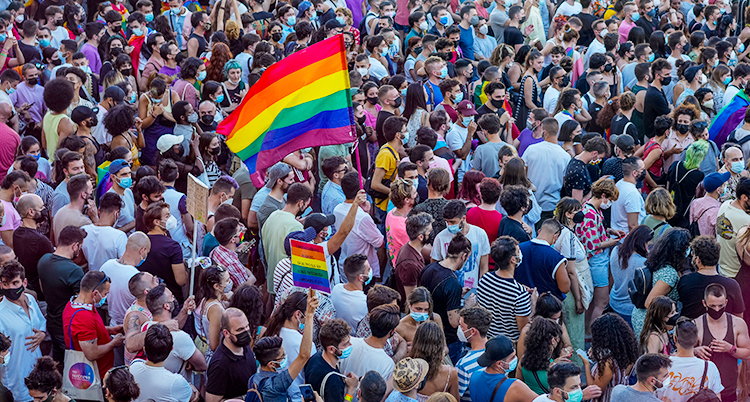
345;395;353;402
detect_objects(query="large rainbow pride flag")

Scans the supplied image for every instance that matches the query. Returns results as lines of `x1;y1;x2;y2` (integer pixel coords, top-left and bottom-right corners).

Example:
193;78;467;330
217;34;355;173
709;89;750;148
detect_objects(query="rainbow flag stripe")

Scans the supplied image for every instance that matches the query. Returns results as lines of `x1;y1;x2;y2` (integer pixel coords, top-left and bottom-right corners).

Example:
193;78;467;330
217;34;355;173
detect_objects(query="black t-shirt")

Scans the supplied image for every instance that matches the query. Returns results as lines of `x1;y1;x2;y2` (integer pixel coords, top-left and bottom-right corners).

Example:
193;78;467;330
677;272;745;319
636;15;658;39
476;104;506;121
419;262;462;344
575;71;590;94
587;102;605;135
375;111;395;146
644;86;670;138
610;114;641;145
304;352;345;402
18;42;41;64
701;23;719;39
319;8;336;26
37;253;84;330
13;227;54;300
575;12;597;47
504;27;524;47
206;342;258;399
562;158;592;198
135;205;146;233
497;218;530;244
665;161;704;226
140;234;185;303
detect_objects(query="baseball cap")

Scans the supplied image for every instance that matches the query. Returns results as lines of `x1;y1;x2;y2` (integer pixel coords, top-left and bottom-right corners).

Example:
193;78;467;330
298;1;312;17
103;85;126;104
392;358;429;393
108;159;130;174
304;213;336;233
456;100;477;116
284;227;318;257
684;64;704;84
156;134;184;154
703;171;731;193
610;133;636;153
324;19;346;30
477;335;515;367
266;162;293;189
70;105;97;125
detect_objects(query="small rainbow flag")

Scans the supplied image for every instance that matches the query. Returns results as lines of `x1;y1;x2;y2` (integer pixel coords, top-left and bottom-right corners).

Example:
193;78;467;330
290;239;330;293
217;34;355;173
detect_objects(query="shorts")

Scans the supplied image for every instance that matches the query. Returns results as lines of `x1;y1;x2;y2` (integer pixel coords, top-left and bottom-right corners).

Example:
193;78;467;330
588;250;610;288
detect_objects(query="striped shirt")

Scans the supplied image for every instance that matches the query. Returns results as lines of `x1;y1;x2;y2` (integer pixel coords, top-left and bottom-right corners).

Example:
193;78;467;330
456;349;484;402
476;271;531;341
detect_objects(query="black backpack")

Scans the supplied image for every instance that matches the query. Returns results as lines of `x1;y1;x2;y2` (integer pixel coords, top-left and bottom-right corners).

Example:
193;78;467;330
364;146;397;200
686;362;721;402
688;205;717;239
245;376;269;402
629;266;652;309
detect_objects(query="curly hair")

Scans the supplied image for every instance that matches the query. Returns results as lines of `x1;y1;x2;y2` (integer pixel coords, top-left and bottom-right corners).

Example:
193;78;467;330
103;104;136;137
639;296;675;353
458;170;485;206
43;78;75;113
409;321;446;381
521;318;562;372
225;19;240;41
590;177;620;200
590;313;640;377
644;188;676;219
390;178;416;209
645;227;691;274
672;103;700;124
489;44;514;67
206;42;233;83
596;98;619;130
229;284;265;337
25;356;61;394
319;318;351;350
104;365;140;402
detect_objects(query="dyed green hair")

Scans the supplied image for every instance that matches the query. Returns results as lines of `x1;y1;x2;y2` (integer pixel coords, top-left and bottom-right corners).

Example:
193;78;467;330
223;59;242;80
684;140;709;170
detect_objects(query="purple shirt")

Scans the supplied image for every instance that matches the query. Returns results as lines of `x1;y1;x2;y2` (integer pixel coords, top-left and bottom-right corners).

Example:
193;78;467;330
158;65;181;82
81;43;102;75
10;82;46;122
516;128;544;157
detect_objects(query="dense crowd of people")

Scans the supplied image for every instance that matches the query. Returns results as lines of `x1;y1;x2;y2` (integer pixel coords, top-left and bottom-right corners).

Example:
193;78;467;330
1;0;750;401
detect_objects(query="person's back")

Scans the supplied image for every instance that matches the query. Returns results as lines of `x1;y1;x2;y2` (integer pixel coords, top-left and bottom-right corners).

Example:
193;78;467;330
611;353;672;402
339;304;400;380
130;324;193;402
521;119;569;212
82;224;127;270
513;227;568;300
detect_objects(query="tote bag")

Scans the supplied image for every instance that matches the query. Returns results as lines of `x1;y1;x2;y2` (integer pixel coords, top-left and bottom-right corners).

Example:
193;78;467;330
61;309;104;401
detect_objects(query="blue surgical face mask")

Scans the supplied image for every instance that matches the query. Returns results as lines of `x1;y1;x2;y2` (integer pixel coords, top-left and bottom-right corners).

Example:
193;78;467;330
505;356;518;372
724;76;732;85
336;16;346;25
732;160;745;174
714;59;720;68
339;345;353;359
447;223;461;233
128;93;136;104
274;356;289;371
516;252;523;266
401;87;408;97
631;11;640;21
197;71;207;81
453;92;464;103
216;94;225;104
132;27;144;36
566;388;584;402
287;16;297;25
741;43;746;53
401;131;409;144
96;294;107;308
648;53;655;62
298;321;305;332
0;34;8;42
685;246;691;258
440;66;448;78
410;311;429;322
364;269;373;285
462;116;473;126
145;12;154;22
118;176;132;189
380;47;388;57
31;153;41;161
39;38;50;48
647;8;656;17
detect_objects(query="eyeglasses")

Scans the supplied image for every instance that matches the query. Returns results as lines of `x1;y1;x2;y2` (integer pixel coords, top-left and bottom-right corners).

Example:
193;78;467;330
694;121;709;129
95;275;111;291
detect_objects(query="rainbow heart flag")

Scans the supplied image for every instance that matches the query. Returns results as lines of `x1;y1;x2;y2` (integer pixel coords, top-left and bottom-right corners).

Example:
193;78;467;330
217;34;355;173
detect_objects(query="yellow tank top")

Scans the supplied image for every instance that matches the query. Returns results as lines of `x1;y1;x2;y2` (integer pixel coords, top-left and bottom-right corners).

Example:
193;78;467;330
43;112;70;161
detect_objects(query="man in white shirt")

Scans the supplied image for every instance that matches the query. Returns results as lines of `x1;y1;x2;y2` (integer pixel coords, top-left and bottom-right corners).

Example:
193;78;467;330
447;100;479;183
583;19;607;71
82;192;128;271
544;66;566;114
554;0;583;17
130;323;197;402
655;319;723;401
331;254;371;334
522;117;570;220
612;157;647;233
100;232;151;326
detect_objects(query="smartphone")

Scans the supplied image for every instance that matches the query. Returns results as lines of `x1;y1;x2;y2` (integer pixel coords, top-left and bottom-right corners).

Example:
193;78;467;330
300;385;315;402
576;349;593;363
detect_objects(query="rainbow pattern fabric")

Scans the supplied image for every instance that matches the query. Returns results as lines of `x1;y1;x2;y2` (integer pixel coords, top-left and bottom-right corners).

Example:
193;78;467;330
709;89;750;148
217;34;355;173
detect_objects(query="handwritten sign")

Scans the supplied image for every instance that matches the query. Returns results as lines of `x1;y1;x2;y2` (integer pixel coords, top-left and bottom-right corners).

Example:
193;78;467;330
290;239;330;293
186;173;209;225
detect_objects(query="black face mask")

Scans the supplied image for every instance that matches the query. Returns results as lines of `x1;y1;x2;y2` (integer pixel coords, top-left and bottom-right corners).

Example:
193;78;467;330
271;32;282;42
55;19;64;26
636;170;647;183
34;208;48;223
175;52;185;65
666;314;679;326
490;98;504;108
88;117;99;127
110;48;123;58
561;75;571;87
201;114;214;125
121;68;132;76
707;306;725;320
518;16;526;24
27;77;38;86
604;63;613;72
2;285;24;301
209;146;221;155
233;330;252;347
393;97;402;108
356;115;366;124
661;76;672;86
169;300;180;318
366;96;378;105
676;123;689;134
414;46;423;54
51;58;62;66
573;210;585;224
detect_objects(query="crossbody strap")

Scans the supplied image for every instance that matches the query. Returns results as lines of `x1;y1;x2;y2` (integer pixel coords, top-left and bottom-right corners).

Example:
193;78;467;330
67;308;86;350
698;361;708;390
489;377;509;402
532;371;549;393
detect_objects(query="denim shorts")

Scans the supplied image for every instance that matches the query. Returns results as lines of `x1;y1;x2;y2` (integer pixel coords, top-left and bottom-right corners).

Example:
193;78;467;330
588;250;610;288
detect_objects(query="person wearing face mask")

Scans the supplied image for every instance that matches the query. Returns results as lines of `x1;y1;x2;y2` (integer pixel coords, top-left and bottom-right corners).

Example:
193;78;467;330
611;354;672;401
63;271;125;380
469;335;539;402
331;254;374;332
644;59;673;138
53;174;100;242
129;324;196;402
0;259;46;402
562;136;609;202
210;217;255;290
718;145;748;202
446;100;479;183
205;307;259;402
538;363;602;402
435;78;462;122
187;11;210;58
13;193;54;303
81;192;128;272
24;356;73;402
119;271;160;365
71;106;106;177
140;201;188;304
200;134;226;189
251;289;319;402
304;319;360;402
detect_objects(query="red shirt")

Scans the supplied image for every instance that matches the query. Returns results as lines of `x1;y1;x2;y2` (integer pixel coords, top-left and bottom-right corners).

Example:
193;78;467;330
62;301;114;379
466;207;503;266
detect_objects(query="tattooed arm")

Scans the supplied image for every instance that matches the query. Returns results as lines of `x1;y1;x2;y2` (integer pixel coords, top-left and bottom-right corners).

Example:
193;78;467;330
124;311;147;354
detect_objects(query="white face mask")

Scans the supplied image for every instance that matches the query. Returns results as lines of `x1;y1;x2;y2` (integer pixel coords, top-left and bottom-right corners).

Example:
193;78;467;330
600;199;612;209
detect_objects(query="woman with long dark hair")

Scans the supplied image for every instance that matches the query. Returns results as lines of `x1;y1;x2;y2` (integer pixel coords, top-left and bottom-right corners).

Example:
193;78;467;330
410;321;459;401
138;76;179;168
229;283;266;344
194;265;231;360
520;318;564;394
498;157;542;235
649;31;668;59
404;83;429;149
515;293;572;375
396;287;443;343
630;227;691;336
609;225;653;325
639;296;677;354
516;50;544;124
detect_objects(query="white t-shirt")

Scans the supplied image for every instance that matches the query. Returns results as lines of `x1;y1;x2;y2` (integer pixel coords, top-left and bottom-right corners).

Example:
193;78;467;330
280;327;317;402
446;124;472;183
430;224;490;289
140;322;198;380
330;284;368;334
655;356;723;401
554;1;582;17
338;337;395;380
667;54;691;77
81;224;127;271
611;180;646;233
724;84;741;106
522;141;571;211
543;87;560;115
532;396;556;402
100;259;138;326
368;57;390;81
130;361;193;402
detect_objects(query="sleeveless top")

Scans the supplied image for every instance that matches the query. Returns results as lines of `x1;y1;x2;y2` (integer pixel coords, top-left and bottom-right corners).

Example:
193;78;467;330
123;302;153;365
591;359;629;402
189;33;207;57
194;298;223;361
701;313;737;401
43;112;70;160
416;369;451;402
406;108;426;148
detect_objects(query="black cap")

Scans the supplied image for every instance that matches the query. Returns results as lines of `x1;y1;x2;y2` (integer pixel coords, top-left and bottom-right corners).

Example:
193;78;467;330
477;335;514;367
70;105;97;124
325;19;346;30
104;85;125;103
304;213;336;233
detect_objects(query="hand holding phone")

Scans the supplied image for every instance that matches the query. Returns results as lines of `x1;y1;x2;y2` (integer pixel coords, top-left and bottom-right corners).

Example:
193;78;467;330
300;385;315;402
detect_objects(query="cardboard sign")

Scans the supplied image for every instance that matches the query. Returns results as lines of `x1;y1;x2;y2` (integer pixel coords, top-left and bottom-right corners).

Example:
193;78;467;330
186;173;209;225
290;239;330;293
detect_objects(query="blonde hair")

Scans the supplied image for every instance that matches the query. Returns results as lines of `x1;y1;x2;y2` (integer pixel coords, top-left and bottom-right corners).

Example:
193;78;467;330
102;71;126;92
390;179;416;209
426;394;457;402
225;20;240;41
645;188;676;219
591;177;620;200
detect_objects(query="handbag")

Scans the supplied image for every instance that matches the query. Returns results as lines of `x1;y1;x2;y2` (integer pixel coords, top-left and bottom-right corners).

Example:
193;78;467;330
61;309;105;401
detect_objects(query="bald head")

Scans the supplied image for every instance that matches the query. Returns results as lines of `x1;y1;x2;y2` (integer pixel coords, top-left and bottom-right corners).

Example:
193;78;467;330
0;245;15;263
16;194;43;220
126;231;151;252
221;307;248;332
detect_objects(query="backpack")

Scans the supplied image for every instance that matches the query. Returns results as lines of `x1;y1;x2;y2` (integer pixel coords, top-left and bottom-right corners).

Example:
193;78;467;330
686;362;721;402
629;266;653;309
727;128;750;146
245;376;270;402
364;146;397;200
688;205;717;239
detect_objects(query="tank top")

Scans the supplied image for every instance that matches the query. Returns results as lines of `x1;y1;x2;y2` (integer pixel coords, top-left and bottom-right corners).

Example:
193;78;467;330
43;112;70;161
189;33;207;57
701;313;737;402
416;370;451;402
194;298;223;361
123;302;153;365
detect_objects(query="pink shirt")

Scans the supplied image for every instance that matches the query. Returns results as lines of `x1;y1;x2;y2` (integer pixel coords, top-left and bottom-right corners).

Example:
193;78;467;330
0;122;20;183
689;195;721;237
385;210;409;264
0;199;21;233
618;20;637;43
661;131;694;171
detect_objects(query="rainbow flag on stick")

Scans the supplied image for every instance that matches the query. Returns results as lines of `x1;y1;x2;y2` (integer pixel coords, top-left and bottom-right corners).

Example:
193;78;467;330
217;34;355;173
